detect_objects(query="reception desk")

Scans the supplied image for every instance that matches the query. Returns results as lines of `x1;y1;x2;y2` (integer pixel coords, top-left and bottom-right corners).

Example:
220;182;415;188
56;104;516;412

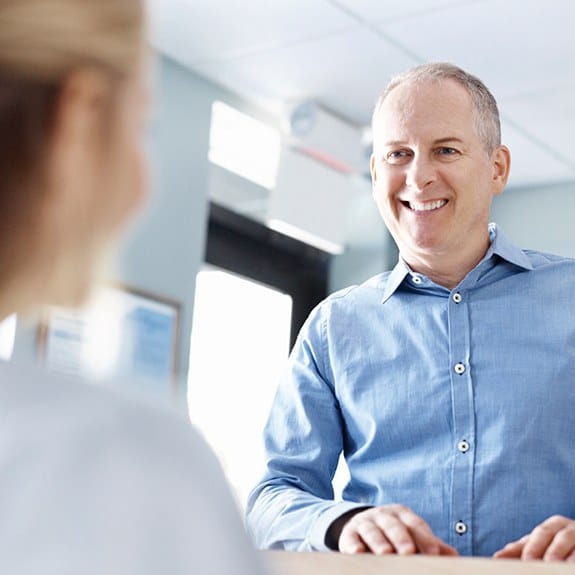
262;551;573;575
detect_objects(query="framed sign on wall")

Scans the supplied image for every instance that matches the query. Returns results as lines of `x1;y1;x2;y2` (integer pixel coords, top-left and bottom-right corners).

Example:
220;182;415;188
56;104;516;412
38;285;180;394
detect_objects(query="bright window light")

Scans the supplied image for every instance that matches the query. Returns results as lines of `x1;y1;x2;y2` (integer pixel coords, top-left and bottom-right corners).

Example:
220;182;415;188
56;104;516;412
0;314;16;361
209;101;281;190
188;268;292;510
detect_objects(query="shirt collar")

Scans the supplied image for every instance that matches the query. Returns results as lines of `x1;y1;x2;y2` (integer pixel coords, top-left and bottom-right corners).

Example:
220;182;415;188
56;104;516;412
485;223;533;271
381;223;533;304
381;259;411;304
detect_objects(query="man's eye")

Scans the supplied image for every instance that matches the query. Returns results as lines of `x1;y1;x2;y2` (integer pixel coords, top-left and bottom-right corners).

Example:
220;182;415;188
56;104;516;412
437;147;458;156
386;150;411;163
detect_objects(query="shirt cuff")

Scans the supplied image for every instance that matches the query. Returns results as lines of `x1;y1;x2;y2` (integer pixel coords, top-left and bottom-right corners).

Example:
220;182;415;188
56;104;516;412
308;502;372;551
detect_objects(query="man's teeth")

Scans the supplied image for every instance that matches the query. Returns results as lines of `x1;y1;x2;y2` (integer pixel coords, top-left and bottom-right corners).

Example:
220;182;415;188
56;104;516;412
408;199;447;212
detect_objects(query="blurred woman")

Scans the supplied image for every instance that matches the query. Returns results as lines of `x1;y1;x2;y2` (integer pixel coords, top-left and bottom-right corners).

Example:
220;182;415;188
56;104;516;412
0;1;265;573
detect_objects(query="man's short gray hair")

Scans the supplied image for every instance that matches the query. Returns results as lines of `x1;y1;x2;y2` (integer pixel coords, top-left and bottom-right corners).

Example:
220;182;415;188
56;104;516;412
372;62;501;154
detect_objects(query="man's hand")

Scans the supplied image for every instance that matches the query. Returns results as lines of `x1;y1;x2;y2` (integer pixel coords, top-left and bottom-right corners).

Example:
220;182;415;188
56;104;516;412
336;505;458;556
494;515;575;562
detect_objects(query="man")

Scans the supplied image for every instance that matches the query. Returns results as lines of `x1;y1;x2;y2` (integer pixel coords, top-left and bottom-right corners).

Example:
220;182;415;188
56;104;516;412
246;63;575;561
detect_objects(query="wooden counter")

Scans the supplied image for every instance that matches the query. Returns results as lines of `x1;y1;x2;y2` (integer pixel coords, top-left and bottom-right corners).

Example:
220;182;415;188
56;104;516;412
262;550;573;575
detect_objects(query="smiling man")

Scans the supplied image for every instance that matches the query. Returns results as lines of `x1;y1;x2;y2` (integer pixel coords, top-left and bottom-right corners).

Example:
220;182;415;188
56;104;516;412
246;63;575;562
370;69;508;290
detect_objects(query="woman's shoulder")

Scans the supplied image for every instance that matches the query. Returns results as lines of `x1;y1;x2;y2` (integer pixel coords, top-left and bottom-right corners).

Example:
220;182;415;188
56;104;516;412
0;361;265;574
0;361;219;485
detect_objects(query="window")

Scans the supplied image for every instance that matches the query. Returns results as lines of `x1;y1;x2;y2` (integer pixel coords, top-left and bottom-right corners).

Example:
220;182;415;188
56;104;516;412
188;268;292;509
0;314;16;361
208;101;281;190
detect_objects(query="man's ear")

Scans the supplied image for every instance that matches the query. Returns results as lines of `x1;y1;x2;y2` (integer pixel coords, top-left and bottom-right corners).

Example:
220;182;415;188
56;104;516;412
491;145;511;197
370;152;377;187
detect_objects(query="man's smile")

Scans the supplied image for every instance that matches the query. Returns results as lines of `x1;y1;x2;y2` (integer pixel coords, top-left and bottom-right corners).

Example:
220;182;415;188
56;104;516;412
401;199;449;212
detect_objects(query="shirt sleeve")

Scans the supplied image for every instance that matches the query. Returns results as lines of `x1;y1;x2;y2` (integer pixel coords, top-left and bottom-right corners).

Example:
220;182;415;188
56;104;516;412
245;303;367;551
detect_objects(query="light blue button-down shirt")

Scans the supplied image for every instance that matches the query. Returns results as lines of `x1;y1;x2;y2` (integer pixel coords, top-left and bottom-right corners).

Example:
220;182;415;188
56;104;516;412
246;224;575;556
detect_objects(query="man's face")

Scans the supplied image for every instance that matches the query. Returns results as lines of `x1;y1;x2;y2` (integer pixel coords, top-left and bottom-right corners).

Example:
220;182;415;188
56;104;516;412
370;79;508;268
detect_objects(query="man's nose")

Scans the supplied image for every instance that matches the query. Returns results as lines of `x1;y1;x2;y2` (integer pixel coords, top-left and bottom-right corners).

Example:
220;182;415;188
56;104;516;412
405;154;436;192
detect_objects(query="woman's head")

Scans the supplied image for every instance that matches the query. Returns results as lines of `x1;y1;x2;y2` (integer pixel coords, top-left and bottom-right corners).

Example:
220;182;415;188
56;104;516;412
0;0;147;315
0;0;144;82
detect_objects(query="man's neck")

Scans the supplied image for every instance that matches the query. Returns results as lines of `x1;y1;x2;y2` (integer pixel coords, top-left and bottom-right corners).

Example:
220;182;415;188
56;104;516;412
402;237;492;291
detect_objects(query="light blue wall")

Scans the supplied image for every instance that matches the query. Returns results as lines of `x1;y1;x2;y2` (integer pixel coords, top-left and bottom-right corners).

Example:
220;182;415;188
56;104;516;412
328;181;396;292
491;180;575;257
117;55;214;396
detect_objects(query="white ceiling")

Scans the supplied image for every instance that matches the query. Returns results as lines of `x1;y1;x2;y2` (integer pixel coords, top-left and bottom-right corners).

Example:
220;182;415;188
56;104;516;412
148;0;575;189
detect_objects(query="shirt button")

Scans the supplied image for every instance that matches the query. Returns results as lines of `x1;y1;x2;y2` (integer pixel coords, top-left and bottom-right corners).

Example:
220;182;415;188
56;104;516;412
455;521;468;535
457;439;470;453
452;292;462;303
454;363;466;375
411;275;422;284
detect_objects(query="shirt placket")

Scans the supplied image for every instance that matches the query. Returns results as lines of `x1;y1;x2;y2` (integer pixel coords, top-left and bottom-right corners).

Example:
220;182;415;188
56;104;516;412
447;288;476;555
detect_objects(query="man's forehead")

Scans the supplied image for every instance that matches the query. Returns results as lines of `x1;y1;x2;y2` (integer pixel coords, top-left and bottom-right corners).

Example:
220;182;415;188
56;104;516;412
381;78;471;112
373;79;475;142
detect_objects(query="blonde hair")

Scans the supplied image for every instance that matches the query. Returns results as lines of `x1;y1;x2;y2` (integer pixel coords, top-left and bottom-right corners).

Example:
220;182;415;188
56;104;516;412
0;0;143;82
0;0;144;276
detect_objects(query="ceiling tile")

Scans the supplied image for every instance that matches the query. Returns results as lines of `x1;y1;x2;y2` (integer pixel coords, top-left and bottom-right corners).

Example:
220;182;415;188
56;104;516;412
333;0;481;24
186;26;416;125
375;0;575;98
148;0;353;65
